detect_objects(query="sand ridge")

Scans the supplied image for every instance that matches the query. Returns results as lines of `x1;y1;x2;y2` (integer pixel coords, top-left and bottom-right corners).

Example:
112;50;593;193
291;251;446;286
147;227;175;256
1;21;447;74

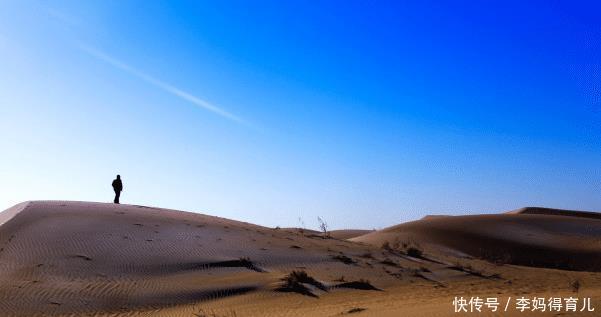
0;202;30;227
507;207;601;220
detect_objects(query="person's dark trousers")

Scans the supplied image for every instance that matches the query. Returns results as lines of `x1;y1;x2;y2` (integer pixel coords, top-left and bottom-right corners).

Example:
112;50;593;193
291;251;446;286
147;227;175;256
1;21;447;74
114;190;120;204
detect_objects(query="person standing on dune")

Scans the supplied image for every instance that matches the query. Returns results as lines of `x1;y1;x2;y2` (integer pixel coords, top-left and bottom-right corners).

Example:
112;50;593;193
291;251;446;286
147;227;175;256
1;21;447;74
112;175;123;204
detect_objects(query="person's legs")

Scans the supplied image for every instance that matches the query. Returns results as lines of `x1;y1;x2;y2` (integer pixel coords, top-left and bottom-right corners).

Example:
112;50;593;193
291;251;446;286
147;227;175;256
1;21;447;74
114;190;120;204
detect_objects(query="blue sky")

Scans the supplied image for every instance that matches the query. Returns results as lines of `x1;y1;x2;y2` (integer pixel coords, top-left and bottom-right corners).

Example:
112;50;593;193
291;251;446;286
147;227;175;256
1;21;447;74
0;0;600;229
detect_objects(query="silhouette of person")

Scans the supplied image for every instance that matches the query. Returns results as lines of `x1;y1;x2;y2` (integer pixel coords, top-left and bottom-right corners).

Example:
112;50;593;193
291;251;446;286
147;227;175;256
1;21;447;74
112;175;123;204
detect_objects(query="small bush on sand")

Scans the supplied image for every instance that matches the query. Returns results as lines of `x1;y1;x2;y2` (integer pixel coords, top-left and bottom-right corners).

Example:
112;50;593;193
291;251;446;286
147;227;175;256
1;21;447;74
232;257;264;272
406;246;423;258
332;254;357;265
380;258;399;267
448;262;501;279
381;241;392;251
336;279;381;291
276;270;327;297
382;239;424;259
317;216;330;238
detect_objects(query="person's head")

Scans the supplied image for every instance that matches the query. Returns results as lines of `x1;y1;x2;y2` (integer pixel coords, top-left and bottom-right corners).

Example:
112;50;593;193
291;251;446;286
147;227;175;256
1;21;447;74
117;174;121;179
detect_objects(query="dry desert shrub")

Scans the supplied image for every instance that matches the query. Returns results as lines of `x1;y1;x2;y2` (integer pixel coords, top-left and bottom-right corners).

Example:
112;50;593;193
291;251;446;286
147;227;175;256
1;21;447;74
336;278;381;291
332;254;357;265
346;307;367;314
276;270;327;297
406;246;423;258
317;216;330;238
382;238;424;258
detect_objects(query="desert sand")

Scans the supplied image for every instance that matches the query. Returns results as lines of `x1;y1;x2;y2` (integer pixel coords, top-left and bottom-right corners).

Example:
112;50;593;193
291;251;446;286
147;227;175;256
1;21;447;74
1;201;600;316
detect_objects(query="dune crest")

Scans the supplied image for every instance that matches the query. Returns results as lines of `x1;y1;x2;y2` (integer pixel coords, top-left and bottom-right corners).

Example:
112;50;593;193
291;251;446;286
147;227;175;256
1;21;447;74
0;201;30;227
507;206;601;220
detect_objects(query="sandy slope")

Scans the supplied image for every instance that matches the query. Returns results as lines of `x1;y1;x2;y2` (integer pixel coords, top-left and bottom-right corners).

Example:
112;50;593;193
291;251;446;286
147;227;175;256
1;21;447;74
1;201;600;316
352;208;601;271
330;229;374;240
0;202;29;227
508;207;601;220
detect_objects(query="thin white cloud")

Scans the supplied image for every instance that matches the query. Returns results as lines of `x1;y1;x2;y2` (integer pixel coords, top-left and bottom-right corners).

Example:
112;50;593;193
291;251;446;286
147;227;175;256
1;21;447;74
46;8;81;28
79;44;248;125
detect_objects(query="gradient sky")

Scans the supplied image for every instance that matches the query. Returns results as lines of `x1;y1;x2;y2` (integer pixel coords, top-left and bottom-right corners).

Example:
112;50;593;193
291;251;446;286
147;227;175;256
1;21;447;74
0;0;600;230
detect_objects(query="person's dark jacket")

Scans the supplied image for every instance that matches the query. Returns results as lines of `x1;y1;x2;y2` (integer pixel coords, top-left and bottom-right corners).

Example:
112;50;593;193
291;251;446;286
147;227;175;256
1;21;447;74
112;179;123;192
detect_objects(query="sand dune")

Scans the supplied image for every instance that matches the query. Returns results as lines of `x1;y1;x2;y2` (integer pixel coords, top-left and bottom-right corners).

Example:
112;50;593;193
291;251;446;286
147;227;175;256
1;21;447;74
508;206;601;220
1;201;600;316
353;208;601;271
0;201;393;316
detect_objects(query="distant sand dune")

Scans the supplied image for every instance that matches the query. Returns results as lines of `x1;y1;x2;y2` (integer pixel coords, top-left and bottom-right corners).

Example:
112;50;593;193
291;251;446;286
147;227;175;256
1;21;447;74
508;206;601;220
353;208;601;271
